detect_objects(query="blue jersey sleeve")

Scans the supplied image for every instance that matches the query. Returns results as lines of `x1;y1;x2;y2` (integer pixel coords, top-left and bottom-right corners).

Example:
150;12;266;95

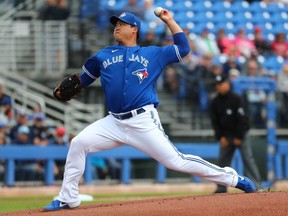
80;55;101;87
173;32;190;57
157;32;190;66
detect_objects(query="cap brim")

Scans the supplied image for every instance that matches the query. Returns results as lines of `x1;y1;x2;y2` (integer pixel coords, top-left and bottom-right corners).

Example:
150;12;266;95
110;16;119;25
110;15;136;26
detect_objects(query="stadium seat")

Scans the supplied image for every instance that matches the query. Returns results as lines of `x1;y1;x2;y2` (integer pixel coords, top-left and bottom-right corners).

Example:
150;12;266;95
213;11;233;25
265;2;287;14
192;1;214;13
248;1;269;13
212;54;228;65
174;11;196;23
262;55;285;74
161;0;175;11
173;0;194;12
213;1;233;12
231;12;254;26
101;0;128;13
231;1;250;13
219;22;238;34
270;12;288;24
253;12;273;24
273;23;288;34
190;11;215;24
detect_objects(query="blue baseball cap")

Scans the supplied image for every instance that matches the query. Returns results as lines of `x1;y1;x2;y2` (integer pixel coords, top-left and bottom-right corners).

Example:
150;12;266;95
110;12;141;34
0;121;6;128
18;125;30;134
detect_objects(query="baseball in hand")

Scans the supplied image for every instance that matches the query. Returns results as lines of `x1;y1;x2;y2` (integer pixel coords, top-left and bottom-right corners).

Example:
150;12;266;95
154;7;164;17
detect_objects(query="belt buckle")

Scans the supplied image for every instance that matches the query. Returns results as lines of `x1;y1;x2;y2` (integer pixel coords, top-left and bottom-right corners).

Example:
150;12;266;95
112;108;145;120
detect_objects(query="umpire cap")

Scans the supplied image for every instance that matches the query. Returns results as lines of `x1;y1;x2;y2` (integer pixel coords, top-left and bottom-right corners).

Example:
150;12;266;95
214;74;229;84
110;12;141;34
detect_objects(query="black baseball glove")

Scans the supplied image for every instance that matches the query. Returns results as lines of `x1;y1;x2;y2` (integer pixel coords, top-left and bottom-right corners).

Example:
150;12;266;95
53;73;82;102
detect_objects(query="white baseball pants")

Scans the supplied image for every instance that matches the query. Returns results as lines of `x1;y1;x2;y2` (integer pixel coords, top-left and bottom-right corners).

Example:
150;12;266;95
58;105;238;205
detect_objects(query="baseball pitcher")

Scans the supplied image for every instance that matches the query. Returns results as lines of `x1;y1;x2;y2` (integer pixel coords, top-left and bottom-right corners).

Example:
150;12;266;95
44;9;256;211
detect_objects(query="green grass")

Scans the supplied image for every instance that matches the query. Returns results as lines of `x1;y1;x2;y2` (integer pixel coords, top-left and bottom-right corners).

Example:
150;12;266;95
0;191;204;213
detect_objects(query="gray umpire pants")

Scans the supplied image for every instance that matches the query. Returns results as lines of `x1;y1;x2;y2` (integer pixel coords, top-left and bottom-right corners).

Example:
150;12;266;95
216;134;262;192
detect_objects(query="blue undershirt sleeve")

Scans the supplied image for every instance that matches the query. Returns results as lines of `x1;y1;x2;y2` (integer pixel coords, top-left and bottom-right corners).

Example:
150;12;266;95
173;32;190;57
79;72;95;88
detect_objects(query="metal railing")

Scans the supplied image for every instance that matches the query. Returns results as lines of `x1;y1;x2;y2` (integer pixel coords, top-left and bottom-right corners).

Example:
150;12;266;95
0;0;37;21
0;68;104;135
0;20;67;78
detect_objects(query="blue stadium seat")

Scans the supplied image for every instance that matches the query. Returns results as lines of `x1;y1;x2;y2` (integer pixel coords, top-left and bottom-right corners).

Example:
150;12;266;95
253;12;273;24
248;1;270;13
231;12;254;25
270;12;288;24
80;0;100;18
181;22;207;35
101;0;128;13
230;1;250;13
264;2;287;14
160;0;175;11
273;23;288;34
173;0;194;12
213;11;234;25
192;1;214;13
218;22;238;35
213;54;228;65
189;11;215;24
213;1;233;12
262;55;285;74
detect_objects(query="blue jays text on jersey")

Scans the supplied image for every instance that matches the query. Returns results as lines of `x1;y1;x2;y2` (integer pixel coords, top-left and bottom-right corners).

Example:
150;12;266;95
80;32;190;113
103;54;149;69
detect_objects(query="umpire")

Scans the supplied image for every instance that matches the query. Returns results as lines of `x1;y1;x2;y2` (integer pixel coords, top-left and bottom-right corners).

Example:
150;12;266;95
209;74;262;193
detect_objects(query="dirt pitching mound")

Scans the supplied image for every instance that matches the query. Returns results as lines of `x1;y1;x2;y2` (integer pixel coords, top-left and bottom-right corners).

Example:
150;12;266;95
3;191;287;216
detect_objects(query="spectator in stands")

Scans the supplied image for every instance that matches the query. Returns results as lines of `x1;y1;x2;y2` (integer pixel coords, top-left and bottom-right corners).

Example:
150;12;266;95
124;0;144;21
205;64;224;99
38;0;70;21
233;28;257;59
14;125;32;144
210;74;262;193
228;68;240;82
91;157;121;181
181;28;202;71
49;126;68;179
9;111;30;143
161;35;180;95
30;113;49;146
91;157;110;180
194;54;214;80
253;26;273;56
277;63;288;127
244;59;267;128
194;28;220;57
222;54;242;77
0;121;6;182
143;0;164;29
14;125;43;181
50;126;68;146
271;32;288;59
183;54;215;109
140;30;160;47
0;120;10;145
163;64;179;95
29;102;46;123
216;28;235;55
0;84;13;123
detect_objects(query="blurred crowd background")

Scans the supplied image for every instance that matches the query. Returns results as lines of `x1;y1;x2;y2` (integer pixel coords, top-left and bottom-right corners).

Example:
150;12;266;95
0;0;287;184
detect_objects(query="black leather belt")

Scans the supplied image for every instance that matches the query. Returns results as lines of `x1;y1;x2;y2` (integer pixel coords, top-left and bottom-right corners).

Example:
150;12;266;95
112;108;146;120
